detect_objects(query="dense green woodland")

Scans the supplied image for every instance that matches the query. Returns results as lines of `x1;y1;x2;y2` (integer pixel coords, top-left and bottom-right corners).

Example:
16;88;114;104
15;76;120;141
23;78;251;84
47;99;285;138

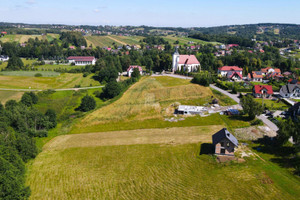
0;93;57;199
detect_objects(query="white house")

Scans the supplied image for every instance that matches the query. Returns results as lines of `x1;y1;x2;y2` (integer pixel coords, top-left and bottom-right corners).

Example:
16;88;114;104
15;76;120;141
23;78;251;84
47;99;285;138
218;66;243;77
127;65;143;77
0;55;9;62
67;56;96;66
172;48;200;72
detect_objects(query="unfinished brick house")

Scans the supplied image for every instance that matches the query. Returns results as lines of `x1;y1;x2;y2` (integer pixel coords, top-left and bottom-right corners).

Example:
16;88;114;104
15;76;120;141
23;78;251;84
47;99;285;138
212;128;239;156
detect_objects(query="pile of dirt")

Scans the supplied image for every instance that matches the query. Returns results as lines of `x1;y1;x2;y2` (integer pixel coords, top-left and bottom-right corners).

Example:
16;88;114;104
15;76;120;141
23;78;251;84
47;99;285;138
234;126;277;140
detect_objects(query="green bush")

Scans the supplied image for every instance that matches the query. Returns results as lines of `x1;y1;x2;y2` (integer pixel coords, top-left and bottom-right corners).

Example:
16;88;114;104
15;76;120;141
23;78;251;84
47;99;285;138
34;73;42;77
251;119;264;126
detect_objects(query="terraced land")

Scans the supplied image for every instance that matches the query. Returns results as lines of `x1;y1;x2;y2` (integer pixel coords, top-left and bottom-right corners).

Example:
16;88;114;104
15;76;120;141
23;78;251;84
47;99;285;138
71;76;248;133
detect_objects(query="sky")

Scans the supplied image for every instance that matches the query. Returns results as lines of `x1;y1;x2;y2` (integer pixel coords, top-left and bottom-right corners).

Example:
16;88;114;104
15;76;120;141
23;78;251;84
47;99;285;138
0;0;299;27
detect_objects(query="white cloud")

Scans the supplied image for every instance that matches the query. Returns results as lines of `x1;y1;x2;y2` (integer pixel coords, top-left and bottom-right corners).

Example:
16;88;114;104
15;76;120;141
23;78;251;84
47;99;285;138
94;9;100;13
26;0;37;5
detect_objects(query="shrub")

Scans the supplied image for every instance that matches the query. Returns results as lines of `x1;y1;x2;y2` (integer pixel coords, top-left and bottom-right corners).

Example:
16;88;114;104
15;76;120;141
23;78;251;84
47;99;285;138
78;95;96;112
100;80;122;100
251;119;264;126
34;73;42;77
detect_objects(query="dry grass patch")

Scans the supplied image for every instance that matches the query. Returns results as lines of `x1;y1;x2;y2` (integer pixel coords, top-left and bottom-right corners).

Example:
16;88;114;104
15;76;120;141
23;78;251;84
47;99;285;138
75;77;213;131
0;91;24;104
0;73;99;89
27;143;300;200
45;125;222;151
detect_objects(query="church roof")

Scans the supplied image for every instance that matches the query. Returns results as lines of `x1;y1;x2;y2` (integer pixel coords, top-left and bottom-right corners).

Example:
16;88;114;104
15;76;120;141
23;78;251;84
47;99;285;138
178;55;200;65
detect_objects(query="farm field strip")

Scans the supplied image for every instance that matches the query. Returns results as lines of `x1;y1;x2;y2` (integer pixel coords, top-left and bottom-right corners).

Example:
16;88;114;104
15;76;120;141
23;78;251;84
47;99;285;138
44;125;222;151
0;73;100;89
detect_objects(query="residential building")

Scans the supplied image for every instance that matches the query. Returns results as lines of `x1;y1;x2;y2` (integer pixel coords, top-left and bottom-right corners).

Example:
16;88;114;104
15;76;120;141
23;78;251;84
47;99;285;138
177;105;206;115
218;66;243;77
212;128;238;156
67;56;96;66
253;85;273;98
127;65;143;77
227;71;243;81
261;67;281;75
172;48;201;72
247;71;263;82
0;55;9;62
280;84;300;98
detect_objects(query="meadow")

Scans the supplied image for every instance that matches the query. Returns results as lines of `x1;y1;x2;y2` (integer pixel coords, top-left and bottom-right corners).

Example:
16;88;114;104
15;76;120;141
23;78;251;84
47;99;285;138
0;90;24;104
0;34;59;43
85;35;217;48
0;73;100;89
254;99;290;110
0;58;37;70
71;76;248;133
27;141;300;200
0;71;60;77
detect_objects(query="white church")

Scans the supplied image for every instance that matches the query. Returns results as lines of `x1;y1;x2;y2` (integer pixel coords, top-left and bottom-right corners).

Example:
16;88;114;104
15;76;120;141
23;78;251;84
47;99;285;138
172;48;201;72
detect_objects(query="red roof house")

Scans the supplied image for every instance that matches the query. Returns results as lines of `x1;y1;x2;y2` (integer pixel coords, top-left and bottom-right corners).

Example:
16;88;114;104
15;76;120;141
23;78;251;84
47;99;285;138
127;65;143;77
218;66;243;79
253;85;273;98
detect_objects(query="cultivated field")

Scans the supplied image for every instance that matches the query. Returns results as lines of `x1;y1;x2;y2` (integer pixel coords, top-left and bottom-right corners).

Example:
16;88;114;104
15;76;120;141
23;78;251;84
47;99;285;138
27;138;300;200
85;35;144;47
162;35;220;46
0;34;59;43
71;76;248;133
0;91;24;104
85;35;217;48
0;73;100;89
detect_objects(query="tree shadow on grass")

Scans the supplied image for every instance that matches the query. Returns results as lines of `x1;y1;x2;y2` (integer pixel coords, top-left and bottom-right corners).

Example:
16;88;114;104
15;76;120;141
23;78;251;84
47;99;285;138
200;143;214;155
228;115;252;122
251;136;299;175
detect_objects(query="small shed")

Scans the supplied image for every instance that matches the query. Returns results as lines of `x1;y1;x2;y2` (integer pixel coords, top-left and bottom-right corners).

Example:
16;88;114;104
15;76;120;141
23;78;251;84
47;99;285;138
212;128;238;156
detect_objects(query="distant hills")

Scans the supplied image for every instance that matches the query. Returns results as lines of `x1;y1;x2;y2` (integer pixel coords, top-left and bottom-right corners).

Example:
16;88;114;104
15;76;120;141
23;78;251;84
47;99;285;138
0;22;300;40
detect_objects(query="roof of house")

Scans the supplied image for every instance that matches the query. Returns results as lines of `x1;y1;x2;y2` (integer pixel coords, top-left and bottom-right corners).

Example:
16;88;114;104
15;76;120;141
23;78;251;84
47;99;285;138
218;66;243;71
261;67;281;73
178;55;200;65
67;56;95;62
280;84;300;94
127;65;142;72
212;128;239;147
254;85;273;95
266;72;283;79
251;71;263;78
228;71;243;79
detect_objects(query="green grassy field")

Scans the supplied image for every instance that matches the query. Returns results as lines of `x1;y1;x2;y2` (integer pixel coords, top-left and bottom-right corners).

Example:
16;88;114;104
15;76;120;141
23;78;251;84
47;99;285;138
0;73;100;89
27;141;300;200
0;71;60;77
162;35;220;46
0;58;37;70
0;91;24;104
254;99;290;110
85;35;218;48
71;76;248;134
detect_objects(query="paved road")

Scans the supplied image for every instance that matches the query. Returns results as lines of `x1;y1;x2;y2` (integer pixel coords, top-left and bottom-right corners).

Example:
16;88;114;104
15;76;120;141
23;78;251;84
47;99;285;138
209;84;240;104
0;86;104;92
257;114;279;132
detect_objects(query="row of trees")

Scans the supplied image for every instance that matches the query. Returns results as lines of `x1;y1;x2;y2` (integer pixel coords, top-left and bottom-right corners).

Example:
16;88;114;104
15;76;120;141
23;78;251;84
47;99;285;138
0;92;57;199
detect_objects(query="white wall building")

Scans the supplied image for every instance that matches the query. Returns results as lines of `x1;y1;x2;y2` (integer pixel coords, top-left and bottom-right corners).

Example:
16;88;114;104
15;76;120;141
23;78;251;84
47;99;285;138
67;56;96;66
172;48;200;72
127;65;143;77
0;55;9;62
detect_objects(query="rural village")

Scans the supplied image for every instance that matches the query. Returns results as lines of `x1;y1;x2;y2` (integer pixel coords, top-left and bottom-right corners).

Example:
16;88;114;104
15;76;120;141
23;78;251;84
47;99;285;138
0;7;300;200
